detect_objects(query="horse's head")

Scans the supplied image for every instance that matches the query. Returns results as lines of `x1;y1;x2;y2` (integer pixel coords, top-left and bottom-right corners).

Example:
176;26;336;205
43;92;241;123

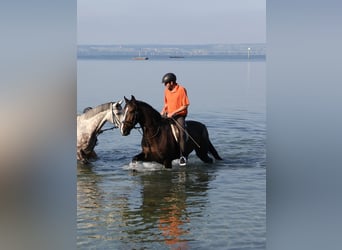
112;100;124;128
121;95;139;136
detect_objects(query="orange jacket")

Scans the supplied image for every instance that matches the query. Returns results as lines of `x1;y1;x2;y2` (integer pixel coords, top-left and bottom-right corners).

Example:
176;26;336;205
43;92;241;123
163;84;189;116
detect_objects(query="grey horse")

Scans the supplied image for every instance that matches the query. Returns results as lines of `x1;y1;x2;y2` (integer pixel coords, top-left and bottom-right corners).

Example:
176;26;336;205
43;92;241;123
77;101;123;164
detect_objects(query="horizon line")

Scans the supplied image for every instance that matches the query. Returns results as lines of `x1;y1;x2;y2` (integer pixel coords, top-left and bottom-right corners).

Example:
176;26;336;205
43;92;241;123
78;42;266;46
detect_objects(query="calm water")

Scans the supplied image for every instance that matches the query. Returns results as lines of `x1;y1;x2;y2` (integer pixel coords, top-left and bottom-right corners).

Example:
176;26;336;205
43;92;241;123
77;58;266;249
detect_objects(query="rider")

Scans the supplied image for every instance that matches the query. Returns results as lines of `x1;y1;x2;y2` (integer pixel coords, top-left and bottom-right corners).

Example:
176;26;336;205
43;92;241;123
160;73;190;166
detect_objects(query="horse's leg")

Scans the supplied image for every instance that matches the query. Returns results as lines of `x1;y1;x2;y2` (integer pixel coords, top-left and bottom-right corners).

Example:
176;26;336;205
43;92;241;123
89;150;98;159
196;152;213;163
132;152;146;162
78;149;90;164
163;159;173;169
208;140;223;160
190;123;217;164
77;150;82;161
195;145;214;163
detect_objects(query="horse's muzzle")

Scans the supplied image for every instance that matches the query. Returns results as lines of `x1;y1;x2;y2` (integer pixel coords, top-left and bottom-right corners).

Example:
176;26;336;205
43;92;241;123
120;126;131;136
122;131;130;136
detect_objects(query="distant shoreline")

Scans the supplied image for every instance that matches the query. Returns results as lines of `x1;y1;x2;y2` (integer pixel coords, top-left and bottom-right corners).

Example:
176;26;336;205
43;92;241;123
78;43;266;60
77;54;266;61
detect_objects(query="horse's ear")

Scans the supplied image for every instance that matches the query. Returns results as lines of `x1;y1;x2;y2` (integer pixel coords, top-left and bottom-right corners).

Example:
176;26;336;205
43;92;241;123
124;96;129;102
118;100;123;105
131;95;136;101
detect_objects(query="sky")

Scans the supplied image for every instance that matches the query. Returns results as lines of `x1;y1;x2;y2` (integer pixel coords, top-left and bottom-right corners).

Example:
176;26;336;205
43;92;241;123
78;0;265;45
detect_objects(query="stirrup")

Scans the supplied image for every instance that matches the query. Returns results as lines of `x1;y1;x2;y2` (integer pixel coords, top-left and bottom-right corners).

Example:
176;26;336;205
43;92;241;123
179;156;187;166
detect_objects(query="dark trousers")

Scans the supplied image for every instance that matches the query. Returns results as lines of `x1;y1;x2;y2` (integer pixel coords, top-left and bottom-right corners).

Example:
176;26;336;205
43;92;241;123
174;115;186;156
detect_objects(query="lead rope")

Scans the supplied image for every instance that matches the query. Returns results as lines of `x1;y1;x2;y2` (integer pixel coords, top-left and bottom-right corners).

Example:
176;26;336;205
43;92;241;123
98;126;116;134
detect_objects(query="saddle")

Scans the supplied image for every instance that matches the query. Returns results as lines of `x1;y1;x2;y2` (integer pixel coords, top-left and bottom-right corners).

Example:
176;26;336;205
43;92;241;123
170;123;188;143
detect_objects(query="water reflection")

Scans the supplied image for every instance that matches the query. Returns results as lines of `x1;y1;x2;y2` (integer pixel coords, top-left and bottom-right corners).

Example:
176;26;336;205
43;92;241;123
139;171;190;249
129;167;214;249
77;164;216;249
77;165;103;210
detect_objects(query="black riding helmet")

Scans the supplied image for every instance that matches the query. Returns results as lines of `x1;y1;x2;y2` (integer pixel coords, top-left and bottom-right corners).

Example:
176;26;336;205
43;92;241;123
162;73;176;83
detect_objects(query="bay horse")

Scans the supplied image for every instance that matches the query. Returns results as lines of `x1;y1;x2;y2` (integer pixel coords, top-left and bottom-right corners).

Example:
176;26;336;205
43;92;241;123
120;95;222;168
77;101;123;164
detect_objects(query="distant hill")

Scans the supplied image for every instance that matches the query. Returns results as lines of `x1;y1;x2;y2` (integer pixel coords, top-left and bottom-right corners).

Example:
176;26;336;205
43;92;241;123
78;44;266;60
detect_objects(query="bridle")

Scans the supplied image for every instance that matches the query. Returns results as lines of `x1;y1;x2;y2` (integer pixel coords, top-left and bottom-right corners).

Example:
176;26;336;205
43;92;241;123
121;102;163;157
122;105;139;130
94;102;123;135
122;105;159;139
111;102;122;128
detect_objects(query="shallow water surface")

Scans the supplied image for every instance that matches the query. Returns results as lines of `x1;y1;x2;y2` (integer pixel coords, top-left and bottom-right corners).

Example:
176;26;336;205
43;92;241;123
77;59;266;249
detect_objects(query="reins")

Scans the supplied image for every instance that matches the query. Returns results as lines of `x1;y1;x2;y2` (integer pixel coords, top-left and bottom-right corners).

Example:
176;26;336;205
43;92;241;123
98;126;116;134
140;126;160;139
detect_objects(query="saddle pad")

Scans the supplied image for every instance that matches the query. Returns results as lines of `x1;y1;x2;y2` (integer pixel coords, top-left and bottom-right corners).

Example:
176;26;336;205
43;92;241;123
170;124;179;142
170;123;187;142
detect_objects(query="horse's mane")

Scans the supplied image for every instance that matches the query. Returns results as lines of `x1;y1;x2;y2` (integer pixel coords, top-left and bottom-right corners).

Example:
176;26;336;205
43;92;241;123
82;102;111;119
136;100;163;122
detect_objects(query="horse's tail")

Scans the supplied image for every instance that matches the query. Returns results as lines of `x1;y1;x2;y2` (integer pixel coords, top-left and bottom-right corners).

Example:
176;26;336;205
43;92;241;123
208;140;223;160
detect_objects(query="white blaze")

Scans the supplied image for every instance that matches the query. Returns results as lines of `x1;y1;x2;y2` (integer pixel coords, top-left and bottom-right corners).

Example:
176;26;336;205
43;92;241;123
121;107;129;135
